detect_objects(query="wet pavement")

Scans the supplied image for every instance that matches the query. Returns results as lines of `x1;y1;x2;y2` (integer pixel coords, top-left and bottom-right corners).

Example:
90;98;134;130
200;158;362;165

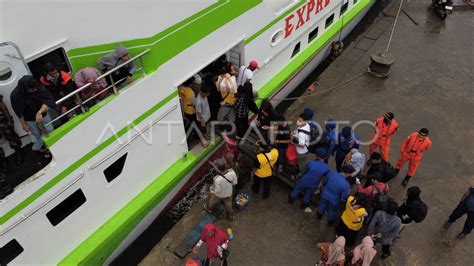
140;1;473;265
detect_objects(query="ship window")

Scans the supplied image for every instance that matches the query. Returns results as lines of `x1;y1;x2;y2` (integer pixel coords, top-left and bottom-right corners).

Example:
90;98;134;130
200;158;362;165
325;14;335;28
291;42;301;58
46;189;86;226
353;0;358;4
104;153;128;183
341;2;349;14
28;47;72;79
308;27;319;43
0;62;13;81
0;239;24;265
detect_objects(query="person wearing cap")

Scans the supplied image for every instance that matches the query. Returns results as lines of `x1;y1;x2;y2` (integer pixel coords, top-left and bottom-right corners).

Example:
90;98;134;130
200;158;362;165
251;141;278;199
395;128;432;186
236;60;259;86
369;112;399;161
288;148;329;210
320;119;338;162
335;127;360;172
303;108;318;133
317;165;354;225
203;158;238;220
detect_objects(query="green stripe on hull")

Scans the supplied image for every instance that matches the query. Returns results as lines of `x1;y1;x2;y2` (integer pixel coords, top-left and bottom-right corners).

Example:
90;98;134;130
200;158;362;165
67;0;262;73
59;0;372;264
59;140;222;265
44;0;262;147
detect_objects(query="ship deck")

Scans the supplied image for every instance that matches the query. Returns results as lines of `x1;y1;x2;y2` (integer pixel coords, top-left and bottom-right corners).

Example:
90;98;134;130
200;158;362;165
128;0;473;265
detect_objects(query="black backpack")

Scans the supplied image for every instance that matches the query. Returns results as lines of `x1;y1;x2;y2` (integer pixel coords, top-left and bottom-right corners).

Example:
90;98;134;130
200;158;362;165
411;200;428;223
297;129;318;154
382;162;397;182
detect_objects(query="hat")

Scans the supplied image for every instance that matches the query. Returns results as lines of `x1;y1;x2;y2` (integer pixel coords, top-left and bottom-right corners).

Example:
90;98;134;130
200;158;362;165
384;112;395;120
315;147;327;158
249;60;259;69
342;165;355;174
326;119;336;129
419;128;429;136
342;126;352;138
303;108;314;119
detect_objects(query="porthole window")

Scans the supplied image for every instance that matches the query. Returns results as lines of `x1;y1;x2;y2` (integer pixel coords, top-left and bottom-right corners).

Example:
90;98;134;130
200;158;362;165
0;62;13;81
270;29;285;47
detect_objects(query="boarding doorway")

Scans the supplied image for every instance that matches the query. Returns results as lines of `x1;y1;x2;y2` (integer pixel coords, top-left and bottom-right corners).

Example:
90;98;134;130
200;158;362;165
177;41;245;153
0;43;31;139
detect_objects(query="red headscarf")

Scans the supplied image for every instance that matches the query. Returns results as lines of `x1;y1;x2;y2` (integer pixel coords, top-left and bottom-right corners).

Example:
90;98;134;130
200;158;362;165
200;223;229;259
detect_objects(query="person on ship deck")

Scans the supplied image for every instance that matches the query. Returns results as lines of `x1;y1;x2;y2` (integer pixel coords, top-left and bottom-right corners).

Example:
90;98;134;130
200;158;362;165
39;62;76;117
10;76;55;158
97;44;136;85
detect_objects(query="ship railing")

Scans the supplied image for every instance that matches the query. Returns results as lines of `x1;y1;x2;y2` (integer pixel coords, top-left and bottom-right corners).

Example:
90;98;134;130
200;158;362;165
41;49;150;134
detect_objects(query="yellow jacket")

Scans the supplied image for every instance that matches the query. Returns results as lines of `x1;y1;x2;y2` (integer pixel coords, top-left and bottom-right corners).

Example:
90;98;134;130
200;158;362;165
341;195;367;231
179;85;195;114
254;148;278;178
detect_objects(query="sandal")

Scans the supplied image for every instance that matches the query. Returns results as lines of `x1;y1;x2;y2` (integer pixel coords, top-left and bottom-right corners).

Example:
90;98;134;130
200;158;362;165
42;150;52;159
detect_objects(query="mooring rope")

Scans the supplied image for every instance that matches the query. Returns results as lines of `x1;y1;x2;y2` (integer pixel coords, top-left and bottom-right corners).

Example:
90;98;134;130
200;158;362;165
259;72;366;102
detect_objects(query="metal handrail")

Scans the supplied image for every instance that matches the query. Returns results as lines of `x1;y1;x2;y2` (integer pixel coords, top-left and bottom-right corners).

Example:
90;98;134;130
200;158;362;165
42;49;150;130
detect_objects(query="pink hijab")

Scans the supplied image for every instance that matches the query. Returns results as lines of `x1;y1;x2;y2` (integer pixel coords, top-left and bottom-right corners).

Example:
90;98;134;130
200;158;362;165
351;236;377;266
74;67;107;90
199;223;229;259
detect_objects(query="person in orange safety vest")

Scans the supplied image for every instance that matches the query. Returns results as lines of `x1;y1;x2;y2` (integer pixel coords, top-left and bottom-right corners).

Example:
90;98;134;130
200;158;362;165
369;112;398;161
395;128;432;187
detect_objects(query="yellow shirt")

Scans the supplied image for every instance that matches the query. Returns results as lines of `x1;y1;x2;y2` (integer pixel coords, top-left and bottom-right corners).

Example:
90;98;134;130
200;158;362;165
341;195;366;231
221;91;236;105
178;85;195;114
254;148;278;178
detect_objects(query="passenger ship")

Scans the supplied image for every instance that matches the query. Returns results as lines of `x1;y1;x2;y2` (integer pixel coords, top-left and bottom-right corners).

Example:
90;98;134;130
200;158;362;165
0;0;374;264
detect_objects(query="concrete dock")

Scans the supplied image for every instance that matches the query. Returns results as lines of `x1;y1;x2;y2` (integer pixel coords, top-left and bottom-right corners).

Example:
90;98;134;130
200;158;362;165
139;1;474;265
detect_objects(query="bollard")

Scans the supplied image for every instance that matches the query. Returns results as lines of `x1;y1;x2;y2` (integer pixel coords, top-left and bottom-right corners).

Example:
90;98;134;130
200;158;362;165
367;51;395;78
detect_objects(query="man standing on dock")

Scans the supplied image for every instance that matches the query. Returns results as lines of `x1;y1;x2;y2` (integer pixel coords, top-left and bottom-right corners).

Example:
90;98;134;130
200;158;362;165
395;128;432;186
204;159;238;220
369;112;398;161
317;165;354;225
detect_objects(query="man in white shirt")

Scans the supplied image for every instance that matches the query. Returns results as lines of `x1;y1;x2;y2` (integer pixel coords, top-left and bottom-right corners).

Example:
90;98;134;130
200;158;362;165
204;159;238;220
237;60;259;86
294;113;311;176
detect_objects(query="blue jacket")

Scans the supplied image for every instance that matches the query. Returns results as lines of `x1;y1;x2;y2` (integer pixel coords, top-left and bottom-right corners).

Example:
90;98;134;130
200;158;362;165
336;132;360;153
300;160;329;188
321;170;350;204
321;129;337;157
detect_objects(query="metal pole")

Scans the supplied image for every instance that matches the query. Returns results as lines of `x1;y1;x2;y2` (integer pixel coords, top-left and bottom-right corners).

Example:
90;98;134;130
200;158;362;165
386;0;404;52
75;94;86;114
37;121;49;137
110;75;118;94
139;57;146;77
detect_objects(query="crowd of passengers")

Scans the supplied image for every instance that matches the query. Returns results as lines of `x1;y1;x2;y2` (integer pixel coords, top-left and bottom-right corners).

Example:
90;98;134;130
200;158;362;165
9;45;136;159
177;55;259;148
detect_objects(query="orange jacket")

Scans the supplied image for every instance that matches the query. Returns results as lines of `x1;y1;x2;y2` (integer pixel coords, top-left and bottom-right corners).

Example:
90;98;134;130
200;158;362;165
372;117;398;144
39;70;71;86
400;132;432;159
